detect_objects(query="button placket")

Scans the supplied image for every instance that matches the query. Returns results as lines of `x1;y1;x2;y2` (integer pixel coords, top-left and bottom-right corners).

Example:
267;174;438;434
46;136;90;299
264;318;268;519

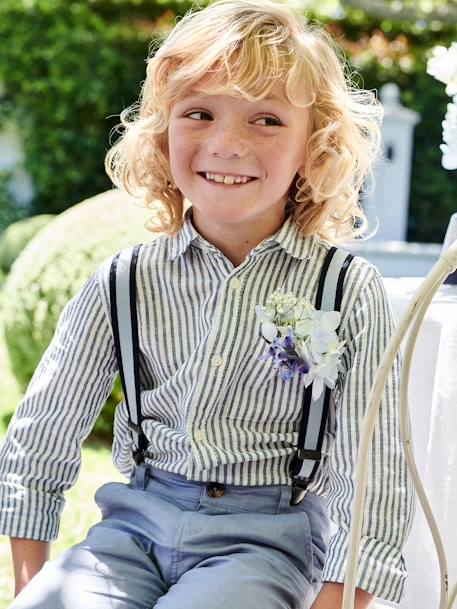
208;274;242;374
186;273;245;470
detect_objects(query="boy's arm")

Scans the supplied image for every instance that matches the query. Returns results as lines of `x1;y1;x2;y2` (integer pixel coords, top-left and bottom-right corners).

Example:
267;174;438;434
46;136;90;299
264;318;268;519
0;261;118;543
311;582;373;609
10;537;50;597
320;263;415;603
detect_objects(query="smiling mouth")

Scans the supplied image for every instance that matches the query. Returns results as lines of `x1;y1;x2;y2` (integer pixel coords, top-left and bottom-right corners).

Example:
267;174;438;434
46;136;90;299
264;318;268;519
197;172;258;186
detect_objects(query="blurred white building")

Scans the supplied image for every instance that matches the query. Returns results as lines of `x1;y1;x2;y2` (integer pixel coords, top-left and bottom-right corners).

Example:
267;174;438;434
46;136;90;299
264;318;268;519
349;83;443;277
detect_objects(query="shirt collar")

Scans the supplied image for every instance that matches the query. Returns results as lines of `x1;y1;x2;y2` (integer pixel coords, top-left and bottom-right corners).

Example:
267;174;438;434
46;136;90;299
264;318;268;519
167;205;316;262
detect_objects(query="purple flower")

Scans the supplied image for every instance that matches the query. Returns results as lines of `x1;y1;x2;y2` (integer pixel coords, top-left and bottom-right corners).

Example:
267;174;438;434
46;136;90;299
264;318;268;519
259;327;310;381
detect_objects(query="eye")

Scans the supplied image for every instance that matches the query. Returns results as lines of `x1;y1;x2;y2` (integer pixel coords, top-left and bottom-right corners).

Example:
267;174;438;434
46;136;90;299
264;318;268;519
254;116;283;127
184;111;212;121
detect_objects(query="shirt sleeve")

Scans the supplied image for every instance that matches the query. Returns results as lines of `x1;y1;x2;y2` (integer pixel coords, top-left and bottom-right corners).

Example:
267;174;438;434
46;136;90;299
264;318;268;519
321;261;416;603
0;260;118;541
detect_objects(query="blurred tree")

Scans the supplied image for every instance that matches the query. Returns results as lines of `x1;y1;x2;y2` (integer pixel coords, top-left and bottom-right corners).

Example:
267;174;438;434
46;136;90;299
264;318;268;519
343;0;457;23
298;0;457;23
0;0;197;218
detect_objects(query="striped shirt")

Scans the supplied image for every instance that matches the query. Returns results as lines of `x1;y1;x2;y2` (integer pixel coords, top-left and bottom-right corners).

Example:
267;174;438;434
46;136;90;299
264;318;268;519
0;206;414;602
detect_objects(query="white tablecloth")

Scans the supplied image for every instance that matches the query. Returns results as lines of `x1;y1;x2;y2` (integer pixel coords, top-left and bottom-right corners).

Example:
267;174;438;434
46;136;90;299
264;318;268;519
370;278;457;609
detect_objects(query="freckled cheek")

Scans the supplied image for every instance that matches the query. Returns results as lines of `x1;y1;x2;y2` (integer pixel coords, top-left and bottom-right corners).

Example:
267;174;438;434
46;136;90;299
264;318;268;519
264;149;295;180
169;131;199;176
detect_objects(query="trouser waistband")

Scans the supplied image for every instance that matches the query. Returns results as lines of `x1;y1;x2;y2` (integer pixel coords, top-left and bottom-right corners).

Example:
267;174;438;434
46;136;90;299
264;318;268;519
131;463;327;516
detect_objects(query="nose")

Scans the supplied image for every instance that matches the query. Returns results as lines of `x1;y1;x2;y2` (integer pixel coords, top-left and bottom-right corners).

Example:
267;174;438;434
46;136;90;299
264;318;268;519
207;124;249;159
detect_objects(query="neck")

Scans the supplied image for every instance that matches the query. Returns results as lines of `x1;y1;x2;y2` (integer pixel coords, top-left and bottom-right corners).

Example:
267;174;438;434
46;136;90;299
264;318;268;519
190;208;288;267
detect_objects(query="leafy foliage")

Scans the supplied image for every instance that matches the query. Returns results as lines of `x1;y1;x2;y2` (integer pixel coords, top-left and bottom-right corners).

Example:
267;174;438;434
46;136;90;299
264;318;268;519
0;0;156;216
0;170;25;233
0;214;54;274
302;0;457;24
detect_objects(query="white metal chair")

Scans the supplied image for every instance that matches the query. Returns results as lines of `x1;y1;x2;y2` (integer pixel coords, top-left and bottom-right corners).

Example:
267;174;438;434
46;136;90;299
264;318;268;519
342;239;457;609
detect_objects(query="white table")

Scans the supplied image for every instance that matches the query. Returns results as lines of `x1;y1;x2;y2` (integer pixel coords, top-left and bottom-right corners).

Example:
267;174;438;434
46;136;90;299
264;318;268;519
371;278;457;609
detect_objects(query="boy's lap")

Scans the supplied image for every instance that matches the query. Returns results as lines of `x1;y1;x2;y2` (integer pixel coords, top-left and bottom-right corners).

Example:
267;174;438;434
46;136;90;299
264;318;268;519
155;553;313;609
9;551;312;609
8;478;319;609
8;533;314;609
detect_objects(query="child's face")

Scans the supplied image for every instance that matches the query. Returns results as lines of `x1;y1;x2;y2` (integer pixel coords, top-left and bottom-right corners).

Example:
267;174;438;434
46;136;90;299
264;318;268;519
168;83;310;232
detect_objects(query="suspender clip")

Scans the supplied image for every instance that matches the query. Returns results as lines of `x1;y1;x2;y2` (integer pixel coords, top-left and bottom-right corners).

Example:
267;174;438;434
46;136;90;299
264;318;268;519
290;477;310;505
133;448;146;466
297;448;321;461
128;419;141;434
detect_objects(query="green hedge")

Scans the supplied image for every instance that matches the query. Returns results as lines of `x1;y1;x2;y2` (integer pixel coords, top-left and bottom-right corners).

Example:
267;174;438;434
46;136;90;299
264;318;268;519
0;214;54;275
1;189;158;439
0;170;25;233
0;0;455;241
0;1;154;216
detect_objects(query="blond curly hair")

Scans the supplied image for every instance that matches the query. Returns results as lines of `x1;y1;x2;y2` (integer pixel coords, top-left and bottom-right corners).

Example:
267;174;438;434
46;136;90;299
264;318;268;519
105;0;383;242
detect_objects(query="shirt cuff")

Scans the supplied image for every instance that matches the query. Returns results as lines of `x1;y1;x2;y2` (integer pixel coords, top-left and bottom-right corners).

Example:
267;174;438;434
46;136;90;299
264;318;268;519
0;481;64;541
321;527;408;603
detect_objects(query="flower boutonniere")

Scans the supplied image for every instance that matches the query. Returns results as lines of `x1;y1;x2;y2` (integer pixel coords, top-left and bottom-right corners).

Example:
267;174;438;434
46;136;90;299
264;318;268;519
255;287;346;400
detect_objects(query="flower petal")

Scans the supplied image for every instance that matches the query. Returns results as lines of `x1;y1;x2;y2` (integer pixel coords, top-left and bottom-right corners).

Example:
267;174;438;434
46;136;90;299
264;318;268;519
261;322;278;342
312;376;324;400
321;311;341;331
295;319;313;338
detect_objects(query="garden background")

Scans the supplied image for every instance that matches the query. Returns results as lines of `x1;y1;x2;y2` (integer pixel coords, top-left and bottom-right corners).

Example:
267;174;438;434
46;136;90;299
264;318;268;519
0;0;456;606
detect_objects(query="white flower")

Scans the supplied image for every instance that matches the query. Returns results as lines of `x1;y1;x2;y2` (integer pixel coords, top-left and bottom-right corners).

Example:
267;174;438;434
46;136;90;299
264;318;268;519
441;102;457;170
294;318;314;339
427;44;457;171
261;321;278;342
303;351;344;400
320;310;341;330
255;289;346;400
255;305;268;322
305;369;325;401
427;43;457;96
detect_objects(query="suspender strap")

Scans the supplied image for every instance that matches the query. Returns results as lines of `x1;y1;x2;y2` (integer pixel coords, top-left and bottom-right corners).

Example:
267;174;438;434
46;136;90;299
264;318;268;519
109;245;148;466
290;247;354;505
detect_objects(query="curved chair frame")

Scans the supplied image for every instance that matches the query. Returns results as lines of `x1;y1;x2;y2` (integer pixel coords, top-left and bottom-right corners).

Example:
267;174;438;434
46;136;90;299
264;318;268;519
342;241;457;609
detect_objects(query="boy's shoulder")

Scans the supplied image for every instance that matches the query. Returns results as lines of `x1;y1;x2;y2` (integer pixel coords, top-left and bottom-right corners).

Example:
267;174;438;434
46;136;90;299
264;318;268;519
311;237;388;322
98;234;169;267
94;235;169;289
313;235;381;285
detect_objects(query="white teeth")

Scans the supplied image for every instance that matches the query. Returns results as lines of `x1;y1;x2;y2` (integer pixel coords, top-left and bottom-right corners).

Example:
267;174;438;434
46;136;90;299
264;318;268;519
204;172;252;184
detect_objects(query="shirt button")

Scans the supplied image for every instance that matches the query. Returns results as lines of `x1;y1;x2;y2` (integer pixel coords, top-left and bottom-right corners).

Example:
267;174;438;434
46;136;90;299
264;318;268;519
229;277;241;290
195;429;205;442
212;355;223;368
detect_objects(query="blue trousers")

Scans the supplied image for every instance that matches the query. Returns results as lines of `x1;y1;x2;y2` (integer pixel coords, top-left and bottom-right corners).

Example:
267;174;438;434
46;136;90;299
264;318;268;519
10;464;331;609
